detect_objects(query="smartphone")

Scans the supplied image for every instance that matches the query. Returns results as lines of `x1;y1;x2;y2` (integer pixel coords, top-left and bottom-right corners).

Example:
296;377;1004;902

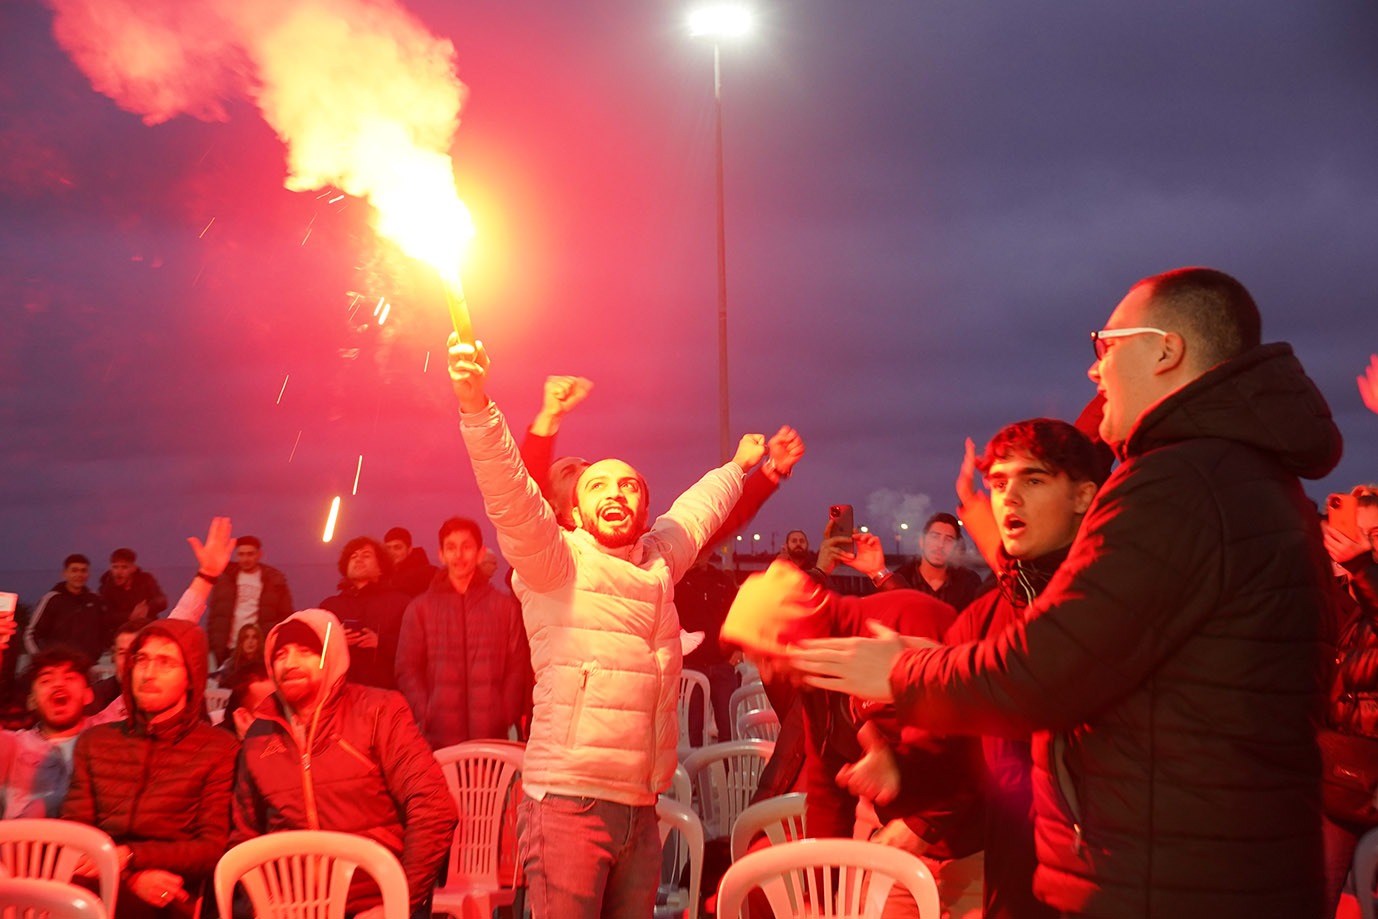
827;504;857;554
1328;493;1361;541
341;618;365;632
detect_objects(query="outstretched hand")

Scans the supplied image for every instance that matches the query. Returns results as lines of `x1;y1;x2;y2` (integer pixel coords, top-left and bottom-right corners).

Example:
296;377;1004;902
732;433;767;471
955;437;983;508
1359;354;1378;416
188;517;234;578
448;335;491;413
788;620;939;702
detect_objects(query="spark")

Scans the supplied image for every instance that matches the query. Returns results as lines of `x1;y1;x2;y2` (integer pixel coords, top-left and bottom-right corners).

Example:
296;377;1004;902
320;621;332;667
198;217;216;239
347;294;364;322
423;351;430;373
301;214;317;246
276;374;290;405
328;194;344;204
288;430;302;463
373;296;385;317
352;455;363;495
378;302;391;325
322;496;341;542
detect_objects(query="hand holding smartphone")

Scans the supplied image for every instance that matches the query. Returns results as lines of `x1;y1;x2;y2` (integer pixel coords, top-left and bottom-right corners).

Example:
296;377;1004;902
827;504;857;555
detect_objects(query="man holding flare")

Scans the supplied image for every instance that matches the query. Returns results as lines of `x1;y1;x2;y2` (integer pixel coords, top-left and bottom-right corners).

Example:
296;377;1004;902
448;334;768;919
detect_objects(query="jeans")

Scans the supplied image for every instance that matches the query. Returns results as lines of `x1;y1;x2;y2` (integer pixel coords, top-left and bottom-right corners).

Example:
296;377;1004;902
518;793;661;919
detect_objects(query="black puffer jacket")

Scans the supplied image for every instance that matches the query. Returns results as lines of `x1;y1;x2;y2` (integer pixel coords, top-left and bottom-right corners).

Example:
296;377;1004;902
892;343;1342;918
62;619;238;887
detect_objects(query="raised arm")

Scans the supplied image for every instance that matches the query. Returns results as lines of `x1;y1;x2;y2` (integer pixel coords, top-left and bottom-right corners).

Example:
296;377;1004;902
451;338;575;592
520;375;594;502
704;425;805;547
650;434;760;583
164;516;237;624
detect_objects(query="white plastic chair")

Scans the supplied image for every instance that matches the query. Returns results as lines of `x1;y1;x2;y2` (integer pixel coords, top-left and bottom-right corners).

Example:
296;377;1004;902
715;838;941;919
1355;825;1378;919
728;682;770;740
682;739;774;841
729;793;807;862
655;797;705;919
0;819;119;918
737;708;781;743
667;763;692;806
0;876;109;918
214;830;410;919
204;687;232;722
678;669;715;752
431;741;525;919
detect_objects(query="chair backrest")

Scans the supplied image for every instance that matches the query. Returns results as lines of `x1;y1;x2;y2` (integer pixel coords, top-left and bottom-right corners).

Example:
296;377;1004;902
682;739;775;840
0;876;109;918
678;669;715;749
656;797;705;919
0;819;119;917
728;682;771;740
667;763;692;806
1355;825;1378;919
204;687;232;715
214;830;410;919
729;793;807;862
715;838;941;919
737;709;780;743
432;741;525;890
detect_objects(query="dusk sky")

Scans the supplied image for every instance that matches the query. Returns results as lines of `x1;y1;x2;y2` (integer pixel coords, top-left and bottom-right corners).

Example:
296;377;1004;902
2;0;1376;606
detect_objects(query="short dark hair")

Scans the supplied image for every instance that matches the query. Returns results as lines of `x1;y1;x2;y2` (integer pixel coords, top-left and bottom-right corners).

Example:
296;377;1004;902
63;554;89;568
337;535;393;578
236;535;262;551
1136;267;1261;369
438;517;483;548
110;547;137;564
384;527;413;547
23;646;92;691
979;418;1109;486
923;513;962;539
114;619;146;641
221;663;271;734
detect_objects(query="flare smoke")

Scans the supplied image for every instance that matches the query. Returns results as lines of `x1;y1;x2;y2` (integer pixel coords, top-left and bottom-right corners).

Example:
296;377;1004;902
47;0;468;268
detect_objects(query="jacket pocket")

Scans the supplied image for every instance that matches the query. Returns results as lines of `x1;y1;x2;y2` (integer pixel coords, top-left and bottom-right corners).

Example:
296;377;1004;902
564;661;598;747
1050;732;1087;857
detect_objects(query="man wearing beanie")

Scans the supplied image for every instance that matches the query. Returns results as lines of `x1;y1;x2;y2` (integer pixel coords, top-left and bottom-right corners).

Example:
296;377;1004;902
231;609;456;919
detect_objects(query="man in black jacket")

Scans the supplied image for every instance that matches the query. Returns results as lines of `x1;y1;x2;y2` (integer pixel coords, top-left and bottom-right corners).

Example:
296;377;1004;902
23;554;108;663
791;267;1343;917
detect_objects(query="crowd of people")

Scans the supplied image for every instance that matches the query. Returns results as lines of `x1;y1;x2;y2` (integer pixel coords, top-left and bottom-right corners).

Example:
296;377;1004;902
0;265;1376;919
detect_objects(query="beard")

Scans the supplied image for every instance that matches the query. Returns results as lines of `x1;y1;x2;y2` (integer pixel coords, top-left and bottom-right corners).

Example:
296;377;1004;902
585;517;643;549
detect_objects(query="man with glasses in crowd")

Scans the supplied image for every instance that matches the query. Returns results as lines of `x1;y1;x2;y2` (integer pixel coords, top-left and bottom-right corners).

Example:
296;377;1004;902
790;267;1343;917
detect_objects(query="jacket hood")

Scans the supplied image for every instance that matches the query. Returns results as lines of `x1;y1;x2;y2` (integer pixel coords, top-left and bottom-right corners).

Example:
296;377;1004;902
1124;342;1342;480
264;609;350;717
122;618;211;740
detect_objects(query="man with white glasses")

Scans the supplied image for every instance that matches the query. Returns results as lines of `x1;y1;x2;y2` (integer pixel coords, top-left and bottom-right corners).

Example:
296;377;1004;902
790;267;1343;917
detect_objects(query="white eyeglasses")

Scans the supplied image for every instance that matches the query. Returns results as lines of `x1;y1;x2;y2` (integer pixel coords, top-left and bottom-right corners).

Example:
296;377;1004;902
1091;327;1167;360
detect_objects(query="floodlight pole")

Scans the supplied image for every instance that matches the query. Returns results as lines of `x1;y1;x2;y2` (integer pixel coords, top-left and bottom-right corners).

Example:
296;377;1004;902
712;42;731;464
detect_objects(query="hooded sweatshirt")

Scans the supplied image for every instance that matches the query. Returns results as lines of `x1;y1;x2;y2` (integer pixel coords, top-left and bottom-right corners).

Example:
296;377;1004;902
62;618;238;888
889;342;1343;917
232;609;457;912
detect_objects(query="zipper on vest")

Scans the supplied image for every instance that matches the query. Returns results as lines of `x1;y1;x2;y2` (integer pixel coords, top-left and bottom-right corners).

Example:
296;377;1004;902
565;661;596;746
